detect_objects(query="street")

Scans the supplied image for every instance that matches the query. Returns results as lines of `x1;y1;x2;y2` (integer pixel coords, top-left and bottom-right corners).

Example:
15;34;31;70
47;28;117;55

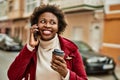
0;50;120;80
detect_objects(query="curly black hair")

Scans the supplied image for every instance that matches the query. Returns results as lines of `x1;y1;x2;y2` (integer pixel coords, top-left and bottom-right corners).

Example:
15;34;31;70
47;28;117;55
30;4;67;34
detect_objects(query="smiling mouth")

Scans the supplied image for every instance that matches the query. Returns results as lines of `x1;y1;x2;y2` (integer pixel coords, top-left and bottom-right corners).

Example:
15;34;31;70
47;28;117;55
42;30;52;35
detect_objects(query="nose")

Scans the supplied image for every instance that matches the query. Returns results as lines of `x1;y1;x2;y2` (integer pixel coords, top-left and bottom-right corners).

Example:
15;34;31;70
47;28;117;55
45;22;51;28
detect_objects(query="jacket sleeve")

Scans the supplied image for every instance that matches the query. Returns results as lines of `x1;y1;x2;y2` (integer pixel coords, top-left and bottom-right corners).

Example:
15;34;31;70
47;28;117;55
69;49;88;80
7;45;36;80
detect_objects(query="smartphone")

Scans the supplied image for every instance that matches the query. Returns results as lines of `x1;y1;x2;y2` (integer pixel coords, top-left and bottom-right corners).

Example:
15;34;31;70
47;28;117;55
34;30;39;41
32;21;40;41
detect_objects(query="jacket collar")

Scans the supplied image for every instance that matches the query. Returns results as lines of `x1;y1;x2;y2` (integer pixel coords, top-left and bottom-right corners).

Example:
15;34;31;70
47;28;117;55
58;35;75;59
34;35;75;61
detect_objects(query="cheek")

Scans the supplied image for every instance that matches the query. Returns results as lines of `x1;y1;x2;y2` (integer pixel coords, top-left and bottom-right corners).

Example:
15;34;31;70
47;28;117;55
54;25;59;32
38;24;43;29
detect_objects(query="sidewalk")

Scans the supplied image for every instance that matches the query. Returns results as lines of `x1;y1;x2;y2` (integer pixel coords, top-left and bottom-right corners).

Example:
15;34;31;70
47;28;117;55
88;66;120;80
115;67;120;79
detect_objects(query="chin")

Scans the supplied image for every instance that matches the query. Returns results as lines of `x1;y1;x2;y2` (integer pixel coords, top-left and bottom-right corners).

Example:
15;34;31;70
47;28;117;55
41;36;54;41
41;33;56;41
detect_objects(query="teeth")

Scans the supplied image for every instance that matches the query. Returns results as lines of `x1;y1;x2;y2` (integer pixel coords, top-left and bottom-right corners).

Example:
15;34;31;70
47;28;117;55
43;30;51;35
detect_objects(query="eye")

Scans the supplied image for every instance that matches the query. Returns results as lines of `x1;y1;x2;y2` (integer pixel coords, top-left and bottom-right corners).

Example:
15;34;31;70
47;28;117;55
50;20;56;25
40;19;46;24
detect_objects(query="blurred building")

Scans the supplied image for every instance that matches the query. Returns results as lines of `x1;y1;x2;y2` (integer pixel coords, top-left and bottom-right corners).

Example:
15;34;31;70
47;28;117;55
101;0;120;66
4;0;120;64
0;0;104;47
50;0;104;52
0;0;41;44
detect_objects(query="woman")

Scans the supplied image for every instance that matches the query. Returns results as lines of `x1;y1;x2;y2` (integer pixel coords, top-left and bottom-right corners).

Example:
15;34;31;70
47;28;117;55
8;4;88;80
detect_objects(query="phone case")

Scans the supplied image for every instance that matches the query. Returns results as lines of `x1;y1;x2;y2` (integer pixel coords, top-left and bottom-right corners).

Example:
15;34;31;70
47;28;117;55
34;31;39;41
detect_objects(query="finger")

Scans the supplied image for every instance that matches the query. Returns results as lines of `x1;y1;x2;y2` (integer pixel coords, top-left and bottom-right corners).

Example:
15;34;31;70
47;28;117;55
51;63;58;71
55;56;66;63
31;24;38;28
51;63;63;70
30;24;38;32
52;59;66;70
52;59;61;66
29;28;40;43
30;27;39;32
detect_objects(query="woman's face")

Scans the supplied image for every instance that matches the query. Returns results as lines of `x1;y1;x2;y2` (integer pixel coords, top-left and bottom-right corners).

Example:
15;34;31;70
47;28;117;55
38;12;58;41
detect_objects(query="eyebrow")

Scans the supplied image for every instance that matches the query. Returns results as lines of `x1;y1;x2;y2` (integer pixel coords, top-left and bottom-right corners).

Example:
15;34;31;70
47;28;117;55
39;18;58;22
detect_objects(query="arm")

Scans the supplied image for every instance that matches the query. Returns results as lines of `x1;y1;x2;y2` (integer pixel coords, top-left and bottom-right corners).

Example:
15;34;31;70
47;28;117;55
69;49;88;80
51;49;87;80
8;24;40;80
7;45;36;80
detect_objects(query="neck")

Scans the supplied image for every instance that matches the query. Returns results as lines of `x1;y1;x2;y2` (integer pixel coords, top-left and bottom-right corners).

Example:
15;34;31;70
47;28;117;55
39;34;59;50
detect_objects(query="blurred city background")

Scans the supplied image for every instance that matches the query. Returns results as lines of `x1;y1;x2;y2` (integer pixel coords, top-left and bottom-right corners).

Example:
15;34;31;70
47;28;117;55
0;0;120;80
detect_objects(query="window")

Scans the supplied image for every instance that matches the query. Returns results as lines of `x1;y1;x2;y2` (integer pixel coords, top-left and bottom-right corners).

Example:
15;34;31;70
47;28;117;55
72;27;83;41
0;0;8;17
8;0;13;12
25;0;38;13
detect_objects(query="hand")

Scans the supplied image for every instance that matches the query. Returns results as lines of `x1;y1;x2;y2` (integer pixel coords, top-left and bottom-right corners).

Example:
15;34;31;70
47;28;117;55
51;56;68;78
29;24;40;48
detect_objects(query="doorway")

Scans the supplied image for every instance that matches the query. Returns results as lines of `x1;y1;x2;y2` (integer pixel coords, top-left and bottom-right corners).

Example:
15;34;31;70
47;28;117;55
89;24;102;52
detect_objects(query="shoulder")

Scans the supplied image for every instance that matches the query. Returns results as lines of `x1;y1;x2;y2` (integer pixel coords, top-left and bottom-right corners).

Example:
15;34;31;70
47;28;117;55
59;36;78;51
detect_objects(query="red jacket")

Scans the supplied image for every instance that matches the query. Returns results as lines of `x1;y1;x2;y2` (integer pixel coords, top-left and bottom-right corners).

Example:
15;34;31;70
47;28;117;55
8;36;88;80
